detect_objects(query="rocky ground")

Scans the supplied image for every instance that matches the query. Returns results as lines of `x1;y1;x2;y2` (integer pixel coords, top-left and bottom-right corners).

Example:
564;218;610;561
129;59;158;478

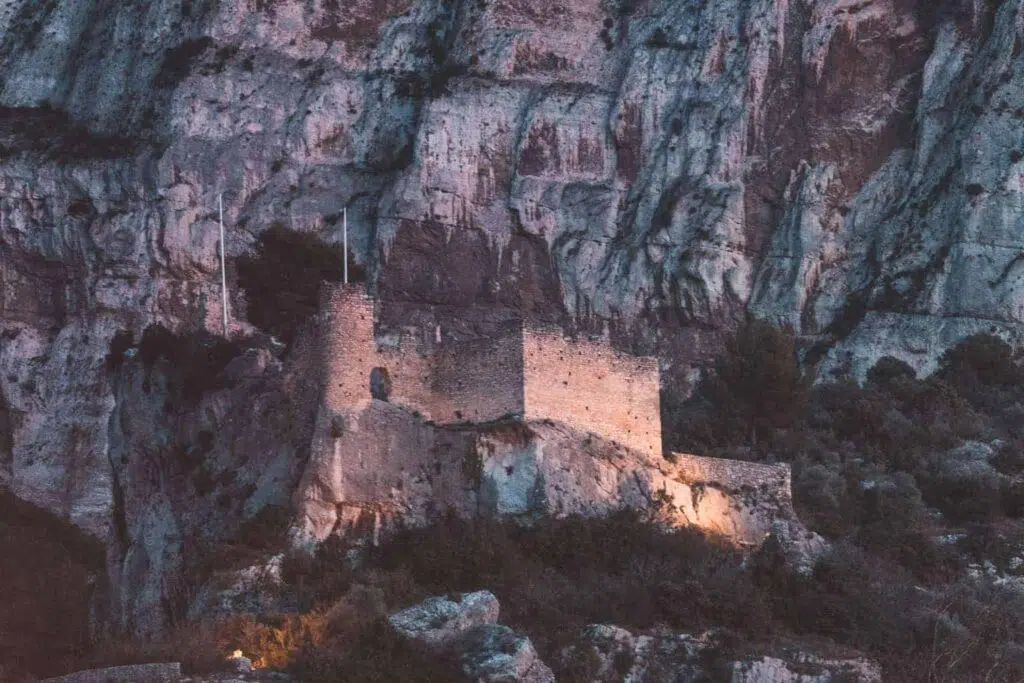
46;591;883;683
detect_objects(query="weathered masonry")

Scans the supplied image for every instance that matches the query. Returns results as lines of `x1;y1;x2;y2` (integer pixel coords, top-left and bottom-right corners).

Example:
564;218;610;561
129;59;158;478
302;283;798;547
321;283;662;457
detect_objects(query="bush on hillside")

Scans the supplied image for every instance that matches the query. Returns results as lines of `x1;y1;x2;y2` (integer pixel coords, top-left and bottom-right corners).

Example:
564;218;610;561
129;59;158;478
866;355;916;386
292;618;462;683
153;37;214;88
938;333;1020;389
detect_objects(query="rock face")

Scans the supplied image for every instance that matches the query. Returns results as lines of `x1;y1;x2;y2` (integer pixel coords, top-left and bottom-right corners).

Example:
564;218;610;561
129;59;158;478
756;519;832;576
3;0;1024;640
97;332;318;637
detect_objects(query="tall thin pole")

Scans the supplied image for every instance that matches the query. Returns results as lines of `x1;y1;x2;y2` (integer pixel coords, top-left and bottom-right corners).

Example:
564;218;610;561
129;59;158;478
343;207;348;285
219;193;229;336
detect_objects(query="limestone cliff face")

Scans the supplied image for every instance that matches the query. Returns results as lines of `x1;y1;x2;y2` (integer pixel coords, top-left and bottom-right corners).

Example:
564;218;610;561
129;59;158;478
2;0;1024;635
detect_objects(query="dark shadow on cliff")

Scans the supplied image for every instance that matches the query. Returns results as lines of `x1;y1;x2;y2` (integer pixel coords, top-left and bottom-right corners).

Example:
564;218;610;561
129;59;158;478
0;105;140;160
236;222;365;347
0;491;105;680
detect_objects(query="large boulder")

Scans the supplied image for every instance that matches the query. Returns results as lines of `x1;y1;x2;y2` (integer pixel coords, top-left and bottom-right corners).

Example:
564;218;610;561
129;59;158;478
756;519;831;576
388;591;501;650
388;592;554;682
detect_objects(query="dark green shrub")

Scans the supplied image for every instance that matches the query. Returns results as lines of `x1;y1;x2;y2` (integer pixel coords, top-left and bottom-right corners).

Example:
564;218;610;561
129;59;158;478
367;511;762;656
938;333;1020;388
292;618;461;683
236;223;365;345
206;504;294;572
866;356;916;386
283;534;356;610
761;543;928;656
856;473;958;580
706;317;809;444
0;105;138;160
1003;480;1024;517
924;470;1004;524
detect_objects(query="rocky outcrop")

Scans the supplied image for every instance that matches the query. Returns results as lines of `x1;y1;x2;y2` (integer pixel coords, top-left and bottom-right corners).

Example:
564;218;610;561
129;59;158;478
388;590;501;650
93;330;320;637
755;519;831;576
731;654;882;683
389;592;555;683
457;625;556;683
291;403;795;548
188;554;293;623
559;624;881;683
558;624;717;682
3;0;1024;642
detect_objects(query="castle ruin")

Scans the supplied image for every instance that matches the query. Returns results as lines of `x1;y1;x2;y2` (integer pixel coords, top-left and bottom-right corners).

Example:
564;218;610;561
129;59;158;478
322;284;662;457
298;283;795;546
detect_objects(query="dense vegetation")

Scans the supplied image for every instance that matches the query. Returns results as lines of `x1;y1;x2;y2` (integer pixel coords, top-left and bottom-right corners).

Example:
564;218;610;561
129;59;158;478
665;320;1024;678
236;222;365;346
78;509;1024;682
669;321;1024;551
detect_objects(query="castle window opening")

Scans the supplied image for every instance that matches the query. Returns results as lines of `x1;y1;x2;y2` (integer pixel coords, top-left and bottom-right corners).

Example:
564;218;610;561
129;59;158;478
370;367;392;401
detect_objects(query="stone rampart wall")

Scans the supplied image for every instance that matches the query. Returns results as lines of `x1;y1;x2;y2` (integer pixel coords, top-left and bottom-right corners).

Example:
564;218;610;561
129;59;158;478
521;329;661;457
670;452;793;508
429;329;524;423
321;284;522;423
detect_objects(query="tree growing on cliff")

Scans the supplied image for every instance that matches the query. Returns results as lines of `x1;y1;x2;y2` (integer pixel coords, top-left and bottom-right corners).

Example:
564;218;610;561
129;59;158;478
706;317;809;446
937;332;1021;389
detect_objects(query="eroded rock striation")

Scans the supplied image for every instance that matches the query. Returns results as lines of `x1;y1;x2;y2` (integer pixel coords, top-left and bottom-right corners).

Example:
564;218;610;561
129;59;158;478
2;0;1024;639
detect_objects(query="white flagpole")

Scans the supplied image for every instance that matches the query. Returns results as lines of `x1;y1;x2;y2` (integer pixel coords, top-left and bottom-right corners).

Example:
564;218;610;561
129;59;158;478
343;207;348;285
219;193;229;336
